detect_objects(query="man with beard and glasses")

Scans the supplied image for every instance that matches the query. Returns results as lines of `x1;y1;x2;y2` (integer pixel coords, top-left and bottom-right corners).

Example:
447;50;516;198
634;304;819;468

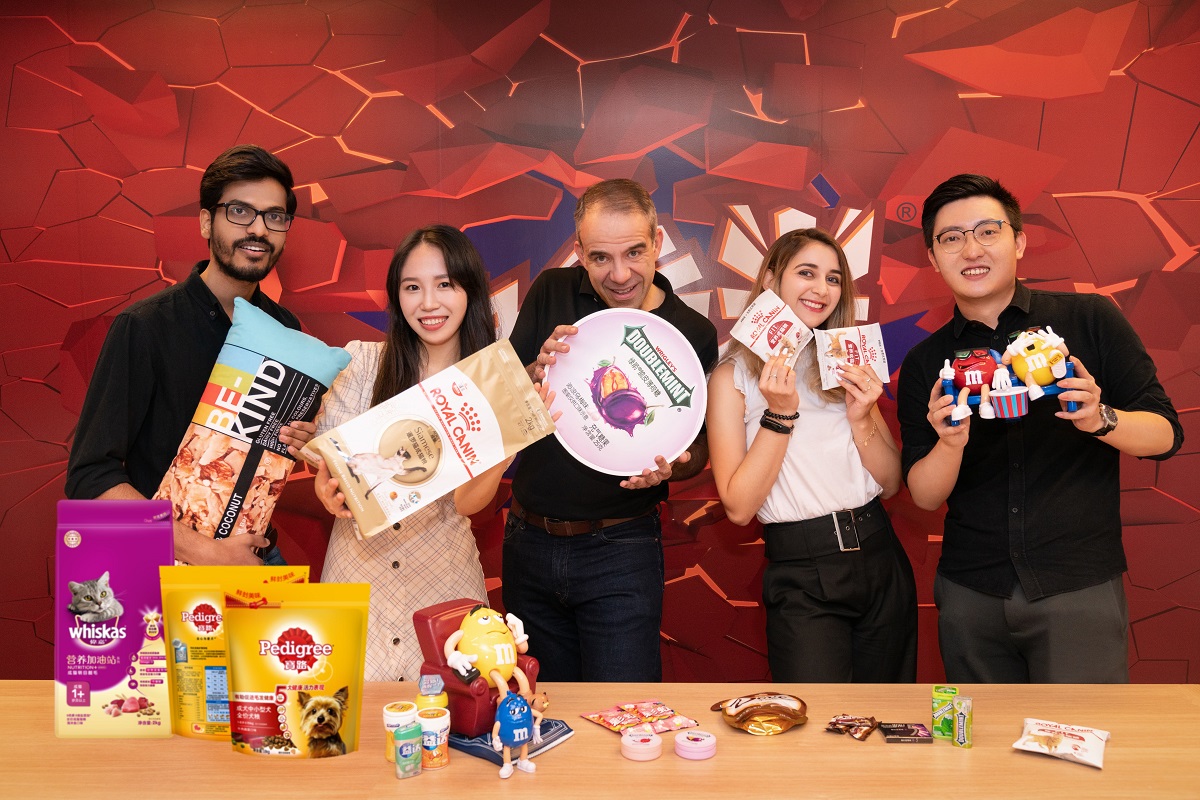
66;144;316;565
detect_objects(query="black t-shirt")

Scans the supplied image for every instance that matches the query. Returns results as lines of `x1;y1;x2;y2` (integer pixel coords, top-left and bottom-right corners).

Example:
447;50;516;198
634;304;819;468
508;265;719;520
66;262;301;500
896;283;1182;599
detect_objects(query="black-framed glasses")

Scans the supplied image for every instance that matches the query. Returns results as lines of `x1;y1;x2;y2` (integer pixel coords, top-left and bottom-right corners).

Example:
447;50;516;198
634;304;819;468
934;220;1007;253
212;202;293;232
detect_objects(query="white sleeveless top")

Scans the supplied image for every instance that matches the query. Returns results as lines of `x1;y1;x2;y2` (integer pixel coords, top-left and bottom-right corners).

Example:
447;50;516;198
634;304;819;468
732;355;881;524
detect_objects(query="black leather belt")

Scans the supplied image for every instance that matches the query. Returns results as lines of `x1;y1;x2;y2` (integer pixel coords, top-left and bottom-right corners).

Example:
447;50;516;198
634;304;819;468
509;499;651;537
761;497;888;561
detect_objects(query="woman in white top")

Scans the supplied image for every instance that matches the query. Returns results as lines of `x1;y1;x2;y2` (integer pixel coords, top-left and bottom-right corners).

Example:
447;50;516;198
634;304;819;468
707;228;917;682
310;225;513;681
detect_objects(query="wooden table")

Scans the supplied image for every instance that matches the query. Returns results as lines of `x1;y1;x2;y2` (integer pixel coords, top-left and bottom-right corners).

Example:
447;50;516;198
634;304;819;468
4;681;1197;798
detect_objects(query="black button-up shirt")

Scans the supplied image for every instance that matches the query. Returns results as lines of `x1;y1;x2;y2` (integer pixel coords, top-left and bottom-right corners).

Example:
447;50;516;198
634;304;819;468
508;265;718;520
66;262;301;500
897;283;1182;599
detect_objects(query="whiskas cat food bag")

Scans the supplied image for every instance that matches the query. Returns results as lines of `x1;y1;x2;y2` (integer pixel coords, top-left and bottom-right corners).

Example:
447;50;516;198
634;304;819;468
159;565;309;740
155;298;349;560
303;339;554;539
55;500;174;738
224;582;369;757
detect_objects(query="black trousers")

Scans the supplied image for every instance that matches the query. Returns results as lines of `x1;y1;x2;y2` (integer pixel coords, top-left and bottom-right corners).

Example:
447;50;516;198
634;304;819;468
935;573;1129;683
763;505;917;683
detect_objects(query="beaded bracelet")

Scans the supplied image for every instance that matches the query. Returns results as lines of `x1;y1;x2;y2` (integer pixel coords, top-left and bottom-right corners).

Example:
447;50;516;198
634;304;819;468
762;409;800;421
760;414;794;435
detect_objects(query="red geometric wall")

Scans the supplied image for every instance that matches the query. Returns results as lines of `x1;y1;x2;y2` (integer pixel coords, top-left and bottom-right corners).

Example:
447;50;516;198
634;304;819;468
3;0;1197;682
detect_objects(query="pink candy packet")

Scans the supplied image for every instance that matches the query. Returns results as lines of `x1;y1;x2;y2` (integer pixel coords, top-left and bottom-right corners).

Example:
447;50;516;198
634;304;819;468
581;700;698;734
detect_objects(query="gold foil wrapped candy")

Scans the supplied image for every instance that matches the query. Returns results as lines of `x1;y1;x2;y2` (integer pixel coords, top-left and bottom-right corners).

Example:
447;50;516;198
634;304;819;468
710;693;807;735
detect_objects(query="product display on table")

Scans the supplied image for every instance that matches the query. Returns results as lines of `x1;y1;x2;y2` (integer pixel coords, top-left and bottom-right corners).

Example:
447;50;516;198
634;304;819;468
224;582;369;757
491;689;544;778
304;339;554;538
940;327;1078;425
582;699;698;735
951;696;973;748
450;715;574;765
814;323;889;390
673;729;717;760
155;298;350;559
1013;718;1110;769
729;288;812;369
544;308;707;475
932;685;958;739
159;565;308;740
710;692;808;735
879;722;933;743
383;700;418;763
55;500;174;739
444;606;534;693
826;714;880;740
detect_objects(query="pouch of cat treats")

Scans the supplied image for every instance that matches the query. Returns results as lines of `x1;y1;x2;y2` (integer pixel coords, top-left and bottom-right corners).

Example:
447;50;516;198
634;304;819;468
55;500;174;738
160;565;309;739
730;288;813;369
302;338;554;539
224;582;369;757
155;297;350;562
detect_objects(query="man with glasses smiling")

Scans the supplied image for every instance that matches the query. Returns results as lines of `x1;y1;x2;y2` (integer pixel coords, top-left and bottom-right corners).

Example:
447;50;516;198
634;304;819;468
67;145;316;566
896;173;1182;683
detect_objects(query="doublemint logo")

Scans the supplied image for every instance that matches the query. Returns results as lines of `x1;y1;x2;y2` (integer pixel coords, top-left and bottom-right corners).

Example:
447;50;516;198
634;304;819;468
620;326;694;408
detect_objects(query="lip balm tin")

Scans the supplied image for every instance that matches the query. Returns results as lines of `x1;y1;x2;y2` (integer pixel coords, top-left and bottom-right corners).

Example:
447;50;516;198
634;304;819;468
621;731;662;761
675;730;717;760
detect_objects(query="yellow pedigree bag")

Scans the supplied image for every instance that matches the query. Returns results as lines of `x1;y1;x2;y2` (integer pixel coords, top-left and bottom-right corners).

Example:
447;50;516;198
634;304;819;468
159;566;309;740
225;582;369;757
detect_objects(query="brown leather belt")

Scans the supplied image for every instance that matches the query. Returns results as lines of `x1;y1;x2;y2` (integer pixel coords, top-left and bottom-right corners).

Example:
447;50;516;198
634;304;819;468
509;499;648;537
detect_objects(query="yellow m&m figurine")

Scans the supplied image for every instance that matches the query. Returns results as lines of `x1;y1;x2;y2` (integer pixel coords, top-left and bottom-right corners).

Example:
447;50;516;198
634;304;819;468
444;605;531;691
1003;326;1069;400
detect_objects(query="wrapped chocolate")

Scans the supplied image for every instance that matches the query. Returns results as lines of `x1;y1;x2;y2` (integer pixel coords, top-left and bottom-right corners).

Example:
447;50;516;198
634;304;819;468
1013;718;1110;769
825;714;879;741
710;693;807;735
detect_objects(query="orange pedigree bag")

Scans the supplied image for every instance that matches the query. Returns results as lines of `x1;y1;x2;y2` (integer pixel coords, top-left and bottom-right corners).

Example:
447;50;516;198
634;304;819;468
224;582;369;757
159;566;309;740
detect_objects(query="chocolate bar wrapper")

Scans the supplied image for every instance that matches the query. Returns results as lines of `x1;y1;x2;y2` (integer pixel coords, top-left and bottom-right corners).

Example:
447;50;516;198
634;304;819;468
879;722;933;743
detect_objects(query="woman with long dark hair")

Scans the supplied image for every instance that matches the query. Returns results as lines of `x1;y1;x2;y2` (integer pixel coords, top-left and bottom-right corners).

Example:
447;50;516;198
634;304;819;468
311;225;506;681
707;228;917;682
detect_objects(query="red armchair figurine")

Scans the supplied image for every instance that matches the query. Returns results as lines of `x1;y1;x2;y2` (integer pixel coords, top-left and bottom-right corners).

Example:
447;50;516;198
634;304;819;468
412;598;539;738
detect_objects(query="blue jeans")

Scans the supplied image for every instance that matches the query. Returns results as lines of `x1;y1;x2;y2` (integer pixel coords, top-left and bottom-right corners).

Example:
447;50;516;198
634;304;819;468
502;510;664;682
260;544;286;566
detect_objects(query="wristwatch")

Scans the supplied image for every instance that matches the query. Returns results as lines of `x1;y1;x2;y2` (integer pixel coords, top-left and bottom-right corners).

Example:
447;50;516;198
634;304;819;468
1087;403;1118;437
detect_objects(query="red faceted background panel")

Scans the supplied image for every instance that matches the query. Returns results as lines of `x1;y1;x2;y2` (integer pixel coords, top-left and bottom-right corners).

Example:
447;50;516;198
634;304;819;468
3;0;1197;681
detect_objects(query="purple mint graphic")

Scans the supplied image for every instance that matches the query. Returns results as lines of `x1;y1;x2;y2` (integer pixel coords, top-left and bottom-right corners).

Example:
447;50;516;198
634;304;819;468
588;363;652;436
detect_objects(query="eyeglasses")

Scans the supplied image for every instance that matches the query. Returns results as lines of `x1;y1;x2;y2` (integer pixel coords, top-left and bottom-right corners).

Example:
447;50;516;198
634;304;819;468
212;202;293;232
934;220;1007;253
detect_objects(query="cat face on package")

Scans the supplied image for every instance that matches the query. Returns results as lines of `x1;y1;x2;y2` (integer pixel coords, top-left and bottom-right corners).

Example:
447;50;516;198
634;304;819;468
67;571;124;623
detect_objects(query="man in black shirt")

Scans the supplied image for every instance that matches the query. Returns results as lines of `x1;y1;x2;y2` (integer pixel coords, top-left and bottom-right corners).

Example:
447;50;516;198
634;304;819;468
897;174;1182;682
66;145;315;565
504;179;719;681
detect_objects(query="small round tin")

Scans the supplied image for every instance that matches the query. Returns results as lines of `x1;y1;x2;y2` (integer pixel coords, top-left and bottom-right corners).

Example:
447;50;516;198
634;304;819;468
675;729;716;760
621;730;662;761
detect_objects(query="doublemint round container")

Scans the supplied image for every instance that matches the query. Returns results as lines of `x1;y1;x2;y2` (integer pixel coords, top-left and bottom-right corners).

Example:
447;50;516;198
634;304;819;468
545;309;707;476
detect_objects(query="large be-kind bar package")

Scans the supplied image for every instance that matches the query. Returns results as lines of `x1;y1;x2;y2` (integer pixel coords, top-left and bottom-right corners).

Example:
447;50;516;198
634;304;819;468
55;500;174;738
155;298;349;553
304;339;555;539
